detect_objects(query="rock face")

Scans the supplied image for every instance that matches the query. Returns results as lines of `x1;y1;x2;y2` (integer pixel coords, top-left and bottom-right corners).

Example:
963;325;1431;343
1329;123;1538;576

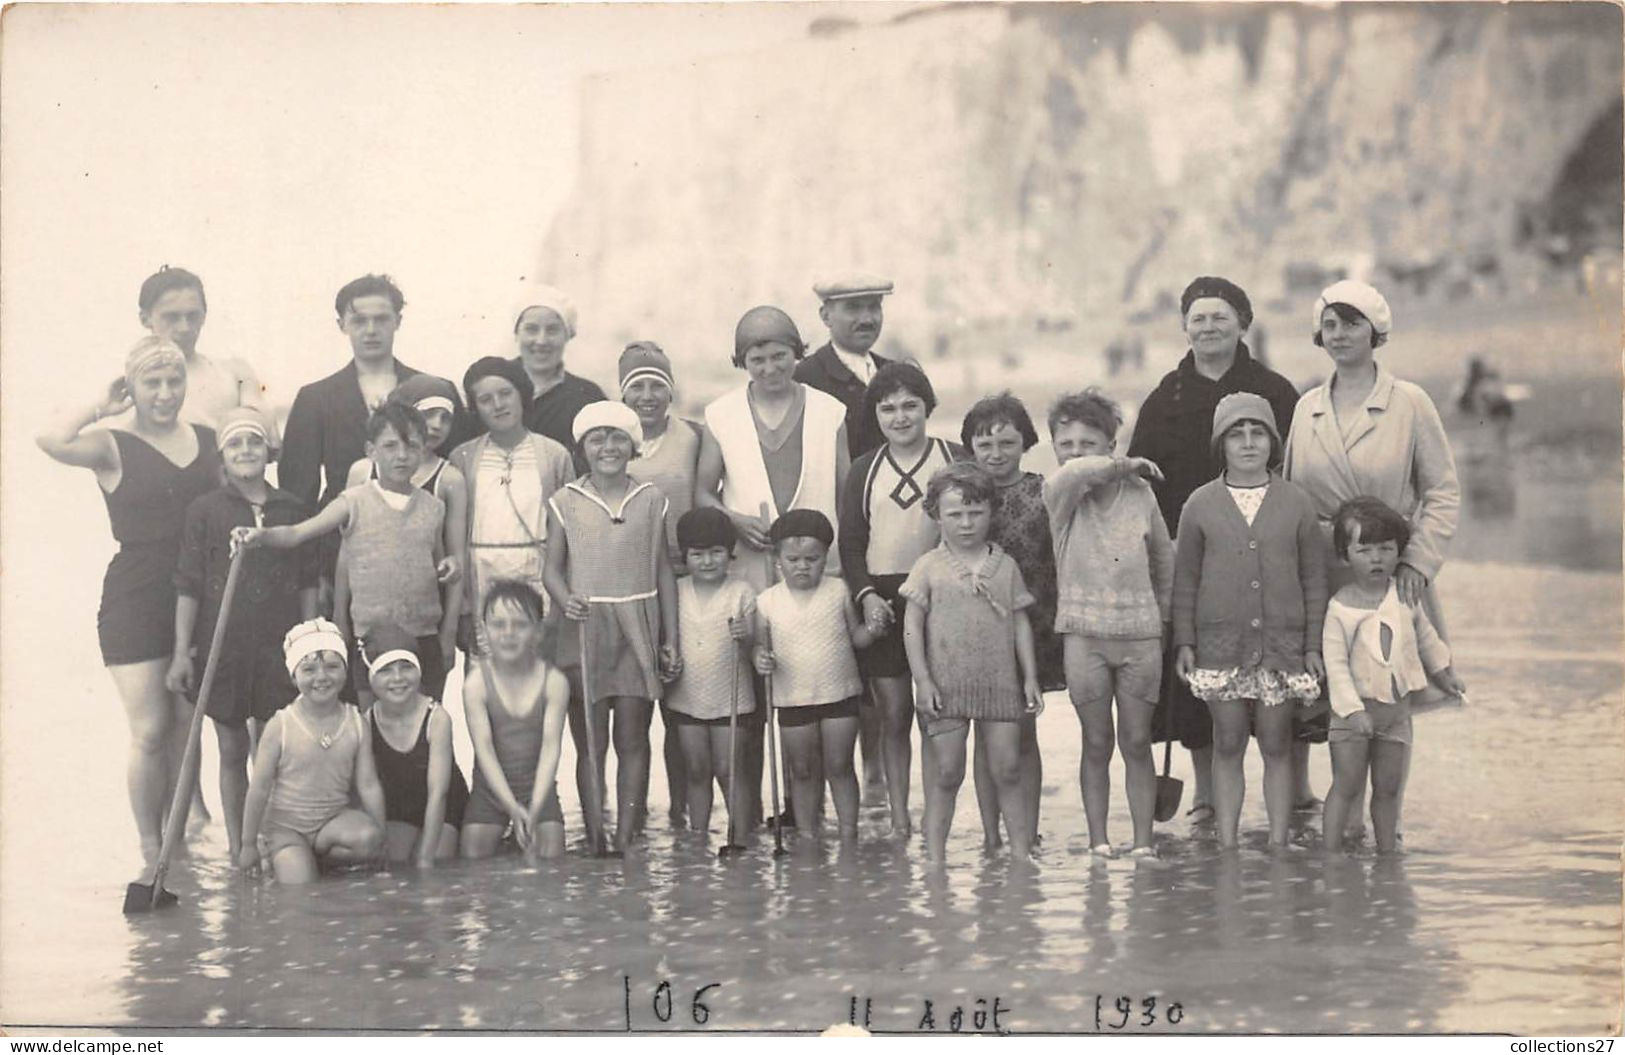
541;2;1621;365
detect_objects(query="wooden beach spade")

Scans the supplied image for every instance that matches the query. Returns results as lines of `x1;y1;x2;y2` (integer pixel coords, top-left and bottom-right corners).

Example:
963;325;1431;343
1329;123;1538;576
760;502;788;859
124;547;246;914
1152;685;1183;824
717;612;748;860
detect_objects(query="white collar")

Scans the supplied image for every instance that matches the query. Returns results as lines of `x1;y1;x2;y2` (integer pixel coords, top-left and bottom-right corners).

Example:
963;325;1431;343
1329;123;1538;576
830;342;875;382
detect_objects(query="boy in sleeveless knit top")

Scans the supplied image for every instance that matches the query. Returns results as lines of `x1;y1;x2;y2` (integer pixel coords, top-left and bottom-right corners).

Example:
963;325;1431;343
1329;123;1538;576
235;403;458;707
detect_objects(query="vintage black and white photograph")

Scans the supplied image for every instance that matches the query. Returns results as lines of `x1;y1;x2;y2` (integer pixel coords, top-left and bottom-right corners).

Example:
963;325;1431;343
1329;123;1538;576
1;0;1620;1036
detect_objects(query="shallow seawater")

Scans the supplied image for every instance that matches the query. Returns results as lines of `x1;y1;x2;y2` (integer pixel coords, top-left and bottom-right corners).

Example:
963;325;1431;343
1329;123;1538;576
2;562;1620;1035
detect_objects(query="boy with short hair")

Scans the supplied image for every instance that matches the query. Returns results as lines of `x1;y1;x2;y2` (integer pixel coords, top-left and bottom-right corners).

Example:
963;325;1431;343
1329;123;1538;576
237;402;458;706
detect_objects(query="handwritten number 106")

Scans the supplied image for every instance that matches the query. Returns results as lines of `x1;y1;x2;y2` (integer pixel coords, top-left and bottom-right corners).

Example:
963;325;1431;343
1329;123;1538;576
625;976;721;1028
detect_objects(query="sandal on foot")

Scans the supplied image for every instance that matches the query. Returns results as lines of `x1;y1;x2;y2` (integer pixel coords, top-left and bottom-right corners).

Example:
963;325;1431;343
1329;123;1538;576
1292;796;1324;813
1090;843;1116;859
1186;803;1216;825
1126;845;1158;859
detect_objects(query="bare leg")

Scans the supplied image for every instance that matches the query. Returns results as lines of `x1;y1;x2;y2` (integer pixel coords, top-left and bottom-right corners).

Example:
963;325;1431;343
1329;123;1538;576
972;729;1002;850
1291;738;1315;805
384;820;422;862
779;721;824;834
270;841;321;884
922;723;969;863
214;719;252;859
108;660;179;873
820;715;860;838
1208;698;1252;849
1254;701;1295;847
1065;637;1115;849
1369;740;1407;853
314;808;384;863
870;676;915;836
610;697;654;851
660;707;687;825
1116;696;1157;850
173;693;209;831
563;668;599;837
979;721;1031;859
1191;744;1215;810
459;822;508;859
533;820;566;859
432;823;460;860
859;694;885;801
1323;736;1370;854
678;723;716;834
708;724;736;836
1020;713;1042;845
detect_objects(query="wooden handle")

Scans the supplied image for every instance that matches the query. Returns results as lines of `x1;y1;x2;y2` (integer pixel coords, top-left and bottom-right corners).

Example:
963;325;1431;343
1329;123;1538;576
151;546;247;892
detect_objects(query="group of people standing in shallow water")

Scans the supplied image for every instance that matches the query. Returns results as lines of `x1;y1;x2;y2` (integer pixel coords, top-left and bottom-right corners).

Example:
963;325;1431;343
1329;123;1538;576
40;264;1466;884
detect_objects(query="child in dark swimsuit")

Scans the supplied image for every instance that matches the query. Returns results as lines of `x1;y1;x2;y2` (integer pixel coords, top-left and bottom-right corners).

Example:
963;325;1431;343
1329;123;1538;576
363;624;470;866
460;581;572;860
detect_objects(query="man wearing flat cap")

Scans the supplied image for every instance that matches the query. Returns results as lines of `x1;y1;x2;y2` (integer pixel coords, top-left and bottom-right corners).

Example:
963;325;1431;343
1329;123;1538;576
794;273;896;800
796;274;895;460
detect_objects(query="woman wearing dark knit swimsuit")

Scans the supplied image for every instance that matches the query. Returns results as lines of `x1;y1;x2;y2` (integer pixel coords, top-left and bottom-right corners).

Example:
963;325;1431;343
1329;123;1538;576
37;336;220;879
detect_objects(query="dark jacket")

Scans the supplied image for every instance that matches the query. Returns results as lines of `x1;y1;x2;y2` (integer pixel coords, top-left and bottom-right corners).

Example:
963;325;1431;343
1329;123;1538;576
278;359;432;578
1127;343;1301;537
509;367;607;476
174;483;320;667
794;343;892;460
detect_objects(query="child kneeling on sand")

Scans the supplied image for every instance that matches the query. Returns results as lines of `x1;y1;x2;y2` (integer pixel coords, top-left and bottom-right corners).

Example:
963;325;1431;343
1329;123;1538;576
239;619;386;883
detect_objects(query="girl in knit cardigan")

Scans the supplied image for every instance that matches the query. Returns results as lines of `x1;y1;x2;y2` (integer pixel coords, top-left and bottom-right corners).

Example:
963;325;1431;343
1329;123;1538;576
1173;394;1328;850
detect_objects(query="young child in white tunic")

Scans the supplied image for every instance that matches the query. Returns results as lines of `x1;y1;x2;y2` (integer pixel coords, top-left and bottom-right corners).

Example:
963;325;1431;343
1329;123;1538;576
753;510;878;841
663;508;757;837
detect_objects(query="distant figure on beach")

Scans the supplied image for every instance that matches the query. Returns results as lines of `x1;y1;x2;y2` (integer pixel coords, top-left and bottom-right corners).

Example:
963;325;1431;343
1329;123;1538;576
1126;277;1301;831
37;336;221;880
1454;356;1518;520
280;274;432;595
507;284;607;476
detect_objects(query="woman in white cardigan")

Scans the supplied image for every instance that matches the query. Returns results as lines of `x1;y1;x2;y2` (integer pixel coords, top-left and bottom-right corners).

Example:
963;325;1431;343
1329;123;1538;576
694;305;851;832
1284;279;1461;838
695;306;851;591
